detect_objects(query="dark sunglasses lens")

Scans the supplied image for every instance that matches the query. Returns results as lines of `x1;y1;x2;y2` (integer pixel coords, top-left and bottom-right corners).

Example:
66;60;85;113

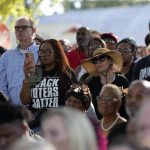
91;57;98;64
91;56;106;64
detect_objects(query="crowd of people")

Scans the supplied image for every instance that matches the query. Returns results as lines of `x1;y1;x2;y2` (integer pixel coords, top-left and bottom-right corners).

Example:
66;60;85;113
0;16;150;150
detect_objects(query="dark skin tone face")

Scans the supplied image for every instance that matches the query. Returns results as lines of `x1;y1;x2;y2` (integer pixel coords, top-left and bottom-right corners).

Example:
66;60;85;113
126;83;146;117
76;27;91;52
88;39;103;58
65;96;85;112
116;43;133;66
98;90;120;117
0;121;26;150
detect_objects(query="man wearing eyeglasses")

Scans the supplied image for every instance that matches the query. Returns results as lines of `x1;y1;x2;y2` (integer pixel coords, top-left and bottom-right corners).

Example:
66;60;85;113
101;33;118;50
116;38;137;84
0;16;39;105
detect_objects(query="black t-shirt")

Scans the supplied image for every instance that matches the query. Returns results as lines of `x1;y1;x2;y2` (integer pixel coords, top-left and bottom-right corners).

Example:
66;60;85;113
30;67;77;110
133;55;150;81
87;73;129;119
124;62;135;85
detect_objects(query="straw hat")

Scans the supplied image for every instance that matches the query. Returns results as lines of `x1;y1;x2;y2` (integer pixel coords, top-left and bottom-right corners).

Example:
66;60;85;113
82;48;123;76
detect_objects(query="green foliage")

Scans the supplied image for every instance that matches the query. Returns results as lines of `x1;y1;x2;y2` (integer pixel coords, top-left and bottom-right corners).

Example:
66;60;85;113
0;0;41;24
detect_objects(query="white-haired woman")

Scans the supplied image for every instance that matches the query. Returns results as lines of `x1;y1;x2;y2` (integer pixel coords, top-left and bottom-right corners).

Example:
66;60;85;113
41;107;98;150
97;84;127;136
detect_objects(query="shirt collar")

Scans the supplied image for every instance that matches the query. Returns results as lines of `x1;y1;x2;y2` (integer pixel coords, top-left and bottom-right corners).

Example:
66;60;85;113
16;41;37;52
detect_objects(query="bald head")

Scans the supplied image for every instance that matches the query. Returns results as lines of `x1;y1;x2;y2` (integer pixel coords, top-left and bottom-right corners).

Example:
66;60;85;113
126;80;150;118
76;26;92;51
129;80;150;93
15;16;35;28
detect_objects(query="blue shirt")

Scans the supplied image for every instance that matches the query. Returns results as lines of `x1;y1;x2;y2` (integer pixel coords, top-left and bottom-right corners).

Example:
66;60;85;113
0;42;39;105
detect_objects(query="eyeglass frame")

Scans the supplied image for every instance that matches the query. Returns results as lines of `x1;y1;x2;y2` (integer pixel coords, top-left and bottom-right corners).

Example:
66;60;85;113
96;96;117;102
117;48;133;54
14;25;33;31
38;48;55;57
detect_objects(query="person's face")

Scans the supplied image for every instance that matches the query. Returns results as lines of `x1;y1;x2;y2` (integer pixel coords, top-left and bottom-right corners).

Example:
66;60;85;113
116;43;133;66
97;89;119;116
88;40;102;58
0;122;24;150
42;115;69;150
39;42;56;66
103;38;117;50
135;108;150;147
76;28;91;48
91;55;112;74
126;84;145;117
15;18;35;42
65;96;85;112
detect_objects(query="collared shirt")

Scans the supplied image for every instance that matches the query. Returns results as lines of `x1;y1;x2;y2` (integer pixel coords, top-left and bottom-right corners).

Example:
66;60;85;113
0;42;39;105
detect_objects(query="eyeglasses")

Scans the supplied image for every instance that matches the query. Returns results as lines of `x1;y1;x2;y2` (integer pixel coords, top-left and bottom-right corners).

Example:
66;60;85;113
117;48;132;54
103;39;117;45
97;96;116;102
91;55;107;64
14;25;33;31
38;48;55;57
88;44;102;50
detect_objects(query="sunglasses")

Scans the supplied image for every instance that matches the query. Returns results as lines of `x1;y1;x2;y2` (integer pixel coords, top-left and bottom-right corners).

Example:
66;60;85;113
14;25;33;31
104;39;117;45
91;55;107;64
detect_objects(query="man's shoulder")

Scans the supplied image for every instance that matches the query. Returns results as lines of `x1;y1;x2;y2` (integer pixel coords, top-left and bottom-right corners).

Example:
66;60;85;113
1;48;18;58
66;48;77;56
136;55;150;64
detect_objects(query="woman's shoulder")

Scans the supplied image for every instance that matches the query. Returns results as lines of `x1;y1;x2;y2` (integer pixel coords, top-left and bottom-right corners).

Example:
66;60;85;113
114;73;129;88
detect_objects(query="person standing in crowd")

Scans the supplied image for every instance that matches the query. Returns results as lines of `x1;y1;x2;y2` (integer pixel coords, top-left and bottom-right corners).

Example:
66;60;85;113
66;27;92;71
78;37;106;82
108;80;150;142
90;30;101;39
64;84;97;119
0;16;39;105
65;84;92;114
116;38;137;84
0;103;43;150
133;50;150;81
82;48;128;119
101;33;118;50
20;39;77;128
133;100;150;149
97;84;127;136
41;107;98;150
65;84;107;150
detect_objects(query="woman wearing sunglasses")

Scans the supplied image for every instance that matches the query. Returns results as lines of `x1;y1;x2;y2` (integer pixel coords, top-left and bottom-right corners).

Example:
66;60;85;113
82;48;129;120
97;84;127;136
20;39;77;128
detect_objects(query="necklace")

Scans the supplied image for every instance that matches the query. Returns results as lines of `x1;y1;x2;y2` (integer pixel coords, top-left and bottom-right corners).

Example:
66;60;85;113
101;113;120;131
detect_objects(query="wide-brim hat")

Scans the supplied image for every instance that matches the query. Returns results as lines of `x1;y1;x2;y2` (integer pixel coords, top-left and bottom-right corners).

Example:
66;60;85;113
82;48;123;76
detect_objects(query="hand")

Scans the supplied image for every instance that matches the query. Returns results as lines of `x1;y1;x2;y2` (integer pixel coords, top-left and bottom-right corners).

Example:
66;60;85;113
24;55;35;78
